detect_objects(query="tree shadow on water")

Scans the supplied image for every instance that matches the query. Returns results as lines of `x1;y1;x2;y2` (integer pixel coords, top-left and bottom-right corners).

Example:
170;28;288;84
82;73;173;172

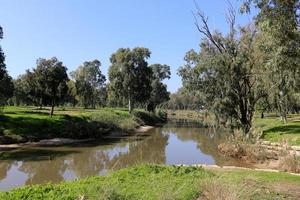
0;149;79;161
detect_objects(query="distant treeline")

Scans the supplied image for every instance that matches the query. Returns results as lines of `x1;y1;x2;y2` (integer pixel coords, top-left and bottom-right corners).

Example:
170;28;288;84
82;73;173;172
0;36;171;115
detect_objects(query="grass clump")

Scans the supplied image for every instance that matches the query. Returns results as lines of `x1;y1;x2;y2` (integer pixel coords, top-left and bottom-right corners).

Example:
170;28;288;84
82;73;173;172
0;165;213;200
1;164;299;200
278;154;300;173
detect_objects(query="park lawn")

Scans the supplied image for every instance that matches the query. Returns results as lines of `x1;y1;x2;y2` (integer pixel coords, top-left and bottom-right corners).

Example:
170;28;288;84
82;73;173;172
0;106;166;144
0;164;299;200
254;114;300;146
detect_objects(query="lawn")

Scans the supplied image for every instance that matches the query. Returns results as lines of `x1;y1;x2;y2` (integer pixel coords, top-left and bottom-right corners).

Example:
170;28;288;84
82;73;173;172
0;164;299;200
254;114;300;146
0;106;166;144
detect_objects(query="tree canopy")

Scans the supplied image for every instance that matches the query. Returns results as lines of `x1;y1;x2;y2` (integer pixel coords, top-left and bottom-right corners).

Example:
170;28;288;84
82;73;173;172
71;60;106;108
34;57;69;116
0;26;14;106
108;47;153;112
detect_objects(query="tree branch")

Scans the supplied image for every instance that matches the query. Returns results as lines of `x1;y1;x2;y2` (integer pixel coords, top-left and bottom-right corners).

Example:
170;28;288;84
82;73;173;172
193;0;225;54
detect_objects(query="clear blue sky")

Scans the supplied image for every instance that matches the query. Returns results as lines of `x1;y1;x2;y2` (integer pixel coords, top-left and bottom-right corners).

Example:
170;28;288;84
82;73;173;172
0;0;254;93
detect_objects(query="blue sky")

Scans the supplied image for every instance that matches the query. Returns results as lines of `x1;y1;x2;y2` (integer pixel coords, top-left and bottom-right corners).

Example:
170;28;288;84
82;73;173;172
0;0;254;93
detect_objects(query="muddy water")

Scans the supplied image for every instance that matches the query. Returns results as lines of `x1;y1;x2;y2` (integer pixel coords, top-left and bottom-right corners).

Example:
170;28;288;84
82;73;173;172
0;120;245;191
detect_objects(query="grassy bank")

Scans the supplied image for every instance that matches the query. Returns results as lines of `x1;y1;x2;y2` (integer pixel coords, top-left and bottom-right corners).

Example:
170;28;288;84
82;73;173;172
254;114;300;146
0;164;299;200
0;106;167;144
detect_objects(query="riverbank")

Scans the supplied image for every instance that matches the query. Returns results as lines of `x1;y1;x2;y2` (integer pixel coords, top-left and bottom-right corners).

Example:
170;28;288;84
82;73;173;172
0;106;166;145
0;125;155;149
1;164;299;200
168;110;300;172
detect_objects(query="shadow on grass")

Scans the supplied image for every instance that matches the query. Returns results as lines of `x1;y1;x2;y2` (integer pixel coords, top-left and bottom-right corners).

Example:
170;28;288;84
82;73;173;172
264;124;300;135
0;149;79;161
0;114;114;143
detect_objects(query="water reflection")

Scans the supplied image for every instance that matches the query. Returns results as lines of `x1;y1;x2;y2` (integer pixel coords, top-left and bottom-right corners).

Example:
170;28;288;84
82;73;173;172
0;120;242;191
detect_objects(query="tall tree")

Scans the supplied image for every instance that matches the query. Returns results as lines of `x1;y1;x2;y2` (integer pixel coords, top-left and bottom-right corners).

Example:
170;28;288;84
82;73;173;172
147;64;171;112
34;57;69;116
242;0;300;123
179;6;265;134
66;80;78;107
108;47;152;112
0;26;14;106
71;60;106;108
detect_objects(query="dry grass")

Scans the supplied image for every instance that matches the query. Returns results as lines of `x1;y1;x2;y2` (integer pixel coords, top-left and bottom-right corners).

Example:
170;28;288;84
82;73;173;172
278;154;300;173
197;177;256;200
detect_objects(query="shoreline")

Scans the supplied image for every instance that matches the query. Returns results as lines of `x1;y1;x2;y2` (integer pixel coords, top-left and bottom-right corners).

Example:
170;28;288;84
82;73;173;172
0;125;154;149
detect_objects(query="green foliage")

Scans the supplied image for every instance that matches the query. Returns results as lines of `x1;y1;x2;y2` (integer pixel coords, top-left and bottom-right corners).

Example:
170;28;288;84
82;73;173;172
108;47;153;112
12;70;38;106
167;87;203;110
179;13;264;133
0;26;14;106
147;64;171;112
245;0;300;123
71;60;106;108
34;57;69;115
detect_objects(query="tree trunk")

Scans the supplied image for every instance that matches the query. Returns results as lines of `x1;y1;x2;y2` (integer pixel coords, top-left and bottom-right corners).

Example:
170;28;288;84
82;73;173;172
279;98;287;123
261;112;264;119
128;99;133;113
92;97;95;109
50;99;55;117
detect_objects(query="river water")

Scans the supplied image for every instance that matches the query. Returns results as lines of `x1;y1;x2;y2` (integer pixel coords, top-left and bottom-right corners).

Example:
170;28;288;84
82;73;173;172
0;120;245;191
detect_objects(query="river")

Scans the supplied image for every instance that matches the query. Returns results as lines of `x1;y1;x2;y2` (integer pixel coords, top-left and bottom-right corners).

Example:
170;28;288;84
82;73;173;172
0;119;246;191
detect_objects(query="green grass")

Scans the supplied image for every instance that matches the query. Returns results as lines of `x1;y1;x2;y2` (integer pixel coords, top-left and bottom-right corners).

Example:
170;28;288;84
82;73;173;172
254;114;300;146
0;106;166;144
0;164;299;200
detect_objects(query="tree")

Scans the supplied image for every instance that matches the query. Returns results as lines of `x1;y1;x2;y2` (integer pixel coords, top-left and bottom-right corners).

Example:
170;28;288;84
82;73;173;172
147;64;171;112
66;80;78;107
71;60;106;108
0;26;14;106
179;5;265;134
12;75;32;105
242;0;300;123
167;88;203;110
108;47;152;113
34;57;69;116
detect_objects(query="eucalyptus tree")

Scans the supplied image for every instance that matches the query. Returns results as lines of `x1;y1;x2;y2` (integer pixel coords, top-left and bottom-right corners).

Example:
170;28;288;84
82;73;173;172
66;80;78;107
167;88;203;110
0;26;14;106
147;64;171;112
34;57;69;116
71;60;106;108
242;0;300;122
108;47;152;112
13;74;33;105
179;7;265;134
